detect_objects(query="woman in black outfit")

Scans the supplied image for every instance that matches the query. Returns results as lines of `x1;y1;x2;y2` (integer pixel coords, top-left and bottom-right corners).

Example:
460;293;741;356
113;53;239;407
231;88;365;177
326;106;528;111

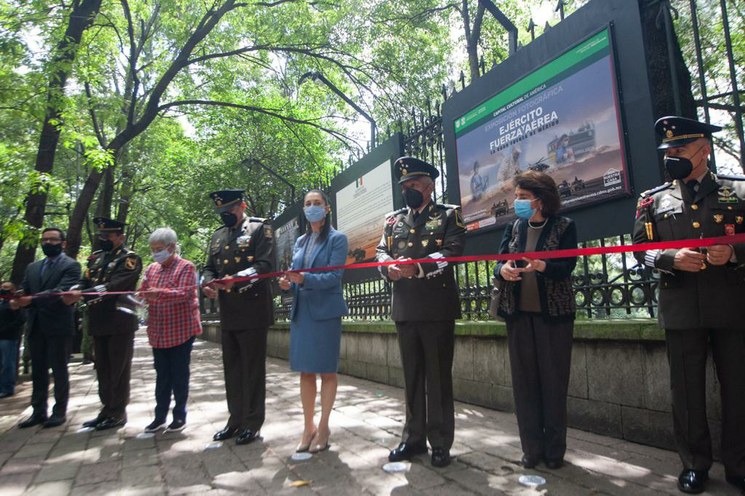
494;170;577;470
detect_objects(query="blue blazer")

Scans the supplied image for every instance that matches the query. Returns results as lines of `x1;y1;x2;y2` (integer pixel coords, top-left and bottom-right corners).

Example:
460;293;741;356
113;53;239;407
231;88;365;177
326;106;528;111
289;228;349;321
21;253;81;336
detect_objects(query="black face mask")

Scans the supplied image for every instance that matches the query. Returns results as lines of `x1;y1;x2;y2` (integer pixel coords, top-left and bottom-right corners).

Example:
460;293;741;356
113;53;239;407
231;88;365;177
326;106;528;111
0;289;9;296
99;239;114;252
42;243;63;257
663;156;694;180
403;188;425;209
220;211;238;227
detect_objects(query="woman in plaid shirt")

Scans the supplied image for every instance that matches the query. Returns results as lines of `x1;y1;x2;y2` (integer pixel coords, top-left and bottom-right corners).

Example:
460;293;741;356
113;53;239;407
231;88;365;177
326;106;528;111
139;228;202;433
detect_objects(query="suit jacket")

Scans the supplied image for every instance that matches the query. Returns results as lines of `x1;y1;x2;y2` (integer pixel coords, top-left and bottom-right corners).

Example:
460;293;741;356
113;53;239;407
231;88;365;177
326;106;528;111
494;216;577;323
21;253;81;337
376;201;466;322
289;228;348;322
203;216;275;331
633;170;745;330
79;246;142;335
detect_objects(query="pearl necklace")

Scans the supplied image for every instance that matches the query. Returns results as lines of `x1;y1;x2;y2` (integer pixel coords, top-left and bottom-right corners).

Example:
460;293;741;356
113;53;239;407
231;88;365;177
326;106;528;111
528;219;547;229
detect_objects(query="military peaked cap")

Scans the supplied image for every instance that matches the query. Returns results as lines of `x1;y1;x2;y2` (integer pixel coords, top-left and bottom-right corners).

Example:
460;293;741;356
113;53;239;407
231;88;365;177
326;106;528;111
209;189;245;211
394;156;440;184
93;217;125;233
655;116;722;150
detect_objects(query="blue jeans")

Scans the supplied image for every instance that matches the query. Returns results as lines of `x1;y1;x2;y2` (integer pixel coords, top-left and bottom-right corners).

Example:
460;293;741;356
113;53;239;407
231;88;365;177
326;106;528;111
0;339;19;395
152;336;194;422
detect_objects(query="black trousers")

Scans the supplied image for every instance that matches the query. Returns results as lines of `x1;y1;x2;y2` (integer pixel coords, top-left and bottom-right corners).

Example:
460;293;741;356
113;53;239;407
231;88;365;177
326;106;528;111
29;331;71;417
395;320;455;450
152;336;194;423
506;313;574;461
221;328;267;431
93;332;134;419
666;327;745;477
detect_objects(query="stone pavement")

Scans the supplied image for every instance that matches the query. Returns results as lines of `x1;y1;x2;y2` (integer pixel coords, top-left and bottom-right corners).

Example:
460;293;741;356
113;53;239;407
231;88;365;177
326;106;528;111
0;334;740;496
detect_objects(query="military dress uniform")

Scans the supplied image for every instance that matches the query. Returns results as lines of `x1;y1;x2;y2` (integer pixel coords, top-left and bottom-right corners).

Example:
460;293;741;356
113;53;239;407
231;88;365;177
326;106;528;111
78;223;142;427
203;204;275;438
375;157;466;460
633;117;745;487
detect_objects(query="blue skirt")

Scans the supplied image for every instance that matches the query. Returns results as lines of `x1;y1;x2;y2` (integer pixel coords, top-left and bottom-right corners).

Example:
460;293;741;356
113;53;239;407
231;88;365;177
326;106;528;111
289;294;342;373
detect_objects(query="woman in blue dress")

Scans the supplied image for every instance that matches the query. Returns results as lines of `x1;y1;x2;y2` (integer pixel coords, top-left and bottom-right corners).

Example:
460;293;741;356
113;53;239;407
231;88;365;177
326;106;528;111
278;190;348;454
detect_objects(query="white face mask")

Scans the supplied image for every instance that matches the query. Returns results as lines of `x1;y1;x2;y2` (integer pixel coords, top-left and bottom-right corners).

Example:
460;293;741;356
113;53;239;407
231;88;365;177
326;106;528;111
151;248;172;264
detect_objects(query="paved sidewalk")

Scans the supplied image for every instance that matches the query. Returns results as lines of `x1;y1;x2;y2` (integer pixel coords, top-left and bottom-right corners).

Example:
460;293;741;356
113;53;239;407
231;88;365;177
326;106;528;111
0;334;740;496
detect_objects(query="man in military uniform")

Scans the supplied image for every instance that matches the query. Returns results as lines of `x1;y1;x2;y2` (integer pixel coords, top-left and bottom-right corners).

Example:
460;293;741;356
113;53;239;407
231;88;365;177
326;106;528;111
202;189;274;445
633;116;745;494
64;218;142;430
375;156;466;468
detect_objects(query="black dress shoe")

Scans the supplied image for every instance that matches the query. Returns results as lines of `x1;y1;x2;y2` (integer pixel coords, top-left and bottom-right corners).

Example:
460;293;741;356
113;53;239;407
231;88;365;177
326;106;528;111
19;413;47;429
82;417;103;428
431;447;451;468
43;414;66;428
677;469;707;494
544;458;564;470
213;426;239;441
235;429;260;445
95;417;126;431
725;474;745;491
521;454;540;469
388;442;427;462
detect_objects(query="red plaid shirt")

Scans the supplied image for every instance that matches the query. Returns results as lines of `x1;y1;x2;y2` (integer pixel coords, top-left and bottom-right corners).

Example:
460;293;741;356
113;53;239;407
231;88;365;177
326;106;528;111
140;256;202;349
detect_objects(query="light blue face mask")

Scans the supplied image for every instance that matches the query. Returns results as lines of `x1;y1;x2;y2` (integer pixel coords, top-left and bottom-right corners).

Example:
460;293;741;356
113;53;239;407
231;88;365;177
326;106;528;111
513;199;537;219
304;205;327;223
151;248;172;264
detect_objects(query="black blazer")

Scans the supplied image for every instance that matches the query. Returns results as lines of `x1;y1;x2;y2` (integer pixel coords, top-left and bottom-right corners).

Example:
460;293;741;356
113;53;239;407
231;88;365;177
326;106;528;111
21;253;81;337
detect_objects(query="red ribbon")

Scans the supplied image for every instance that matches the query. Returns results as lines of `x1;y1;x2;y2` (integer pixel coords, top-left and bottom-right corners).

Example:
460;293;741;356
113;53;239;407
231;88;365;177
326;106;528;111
3;233;744;299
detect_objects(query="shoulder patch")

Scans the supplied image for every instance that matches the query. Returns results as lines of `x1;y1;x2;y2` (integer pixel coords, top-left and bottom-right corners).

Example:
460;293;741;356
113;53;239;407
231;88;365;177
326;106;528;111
263;225;273;238
124;256;137;270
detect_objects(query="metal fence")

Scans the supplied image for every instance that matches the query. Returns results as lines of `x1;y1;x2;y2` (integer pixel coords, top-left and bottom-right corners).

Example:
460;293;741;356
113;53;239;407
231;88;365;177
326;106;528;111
203;0;741;323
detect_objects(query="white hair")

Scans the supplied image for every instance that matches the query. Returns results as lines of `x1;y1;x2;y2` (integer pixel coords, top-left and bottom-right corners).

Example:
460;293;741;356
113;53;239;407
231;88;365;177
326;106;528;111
148;227;178;246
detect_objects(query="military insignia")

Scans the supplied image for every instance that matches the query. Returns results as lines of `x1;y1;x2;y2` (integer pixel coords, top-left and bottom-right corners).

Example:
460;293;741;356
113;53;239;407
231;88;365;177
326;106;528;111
435;239;443;247
718;186;738;203
737;216;744;224
666;130;673;138
237;235;251;248
659;197;672;212
397;222;403;227
401;168;408;177
421;239;429;247
125;257;137;270
234;256;241;263
264;225;273;238
248;256;254;262
223;259;229;264
714;214;724;223
386;216;396;226
397;240;407;250
425;219;441;230
725;224;735;236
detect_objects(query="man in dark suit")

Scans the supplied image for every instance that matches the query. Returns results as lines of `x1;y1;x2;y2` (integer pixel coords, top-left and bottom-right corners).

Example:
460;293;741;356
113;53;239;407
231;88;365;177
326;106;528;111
633;116;745;494
202;190;275;445
64;218;142;430
13;227;81;428
375;157;466;468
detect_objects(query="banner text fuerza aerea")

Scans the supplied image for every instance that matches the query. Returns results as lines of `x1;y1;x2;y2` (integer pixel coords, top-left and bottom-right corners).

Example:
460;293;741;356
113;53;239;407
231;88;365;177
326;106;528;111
489;107;559;152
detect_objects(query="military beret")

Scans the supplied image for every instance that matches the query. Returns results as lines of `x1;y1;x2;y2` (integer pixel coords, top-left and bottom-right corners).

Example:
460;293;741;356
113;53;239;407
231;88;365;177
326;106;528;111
209;189;245;211
93;217;125;233
655;116;722;150
394;156;440;184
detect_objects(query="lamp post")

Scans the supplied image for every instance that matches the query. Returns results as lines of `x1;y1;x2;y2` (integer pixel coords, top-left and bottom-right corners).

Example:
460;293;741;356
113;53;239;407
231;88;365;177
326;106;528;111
298;71;377;149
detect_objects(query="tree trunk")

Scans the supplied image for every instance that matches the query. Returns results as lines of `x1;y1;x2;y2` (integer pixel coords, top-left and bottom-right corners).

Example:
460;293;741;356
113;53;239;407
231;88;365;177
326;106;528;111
95;165;115;219
10;0;103;283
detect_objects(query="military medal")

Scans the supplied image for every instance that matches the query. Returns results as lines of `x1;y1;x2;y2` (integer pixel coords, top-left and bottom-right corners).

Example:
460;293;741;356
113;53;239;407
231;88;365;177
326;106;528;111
737;216;743;224
725;224;735;236
714;214;724;224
